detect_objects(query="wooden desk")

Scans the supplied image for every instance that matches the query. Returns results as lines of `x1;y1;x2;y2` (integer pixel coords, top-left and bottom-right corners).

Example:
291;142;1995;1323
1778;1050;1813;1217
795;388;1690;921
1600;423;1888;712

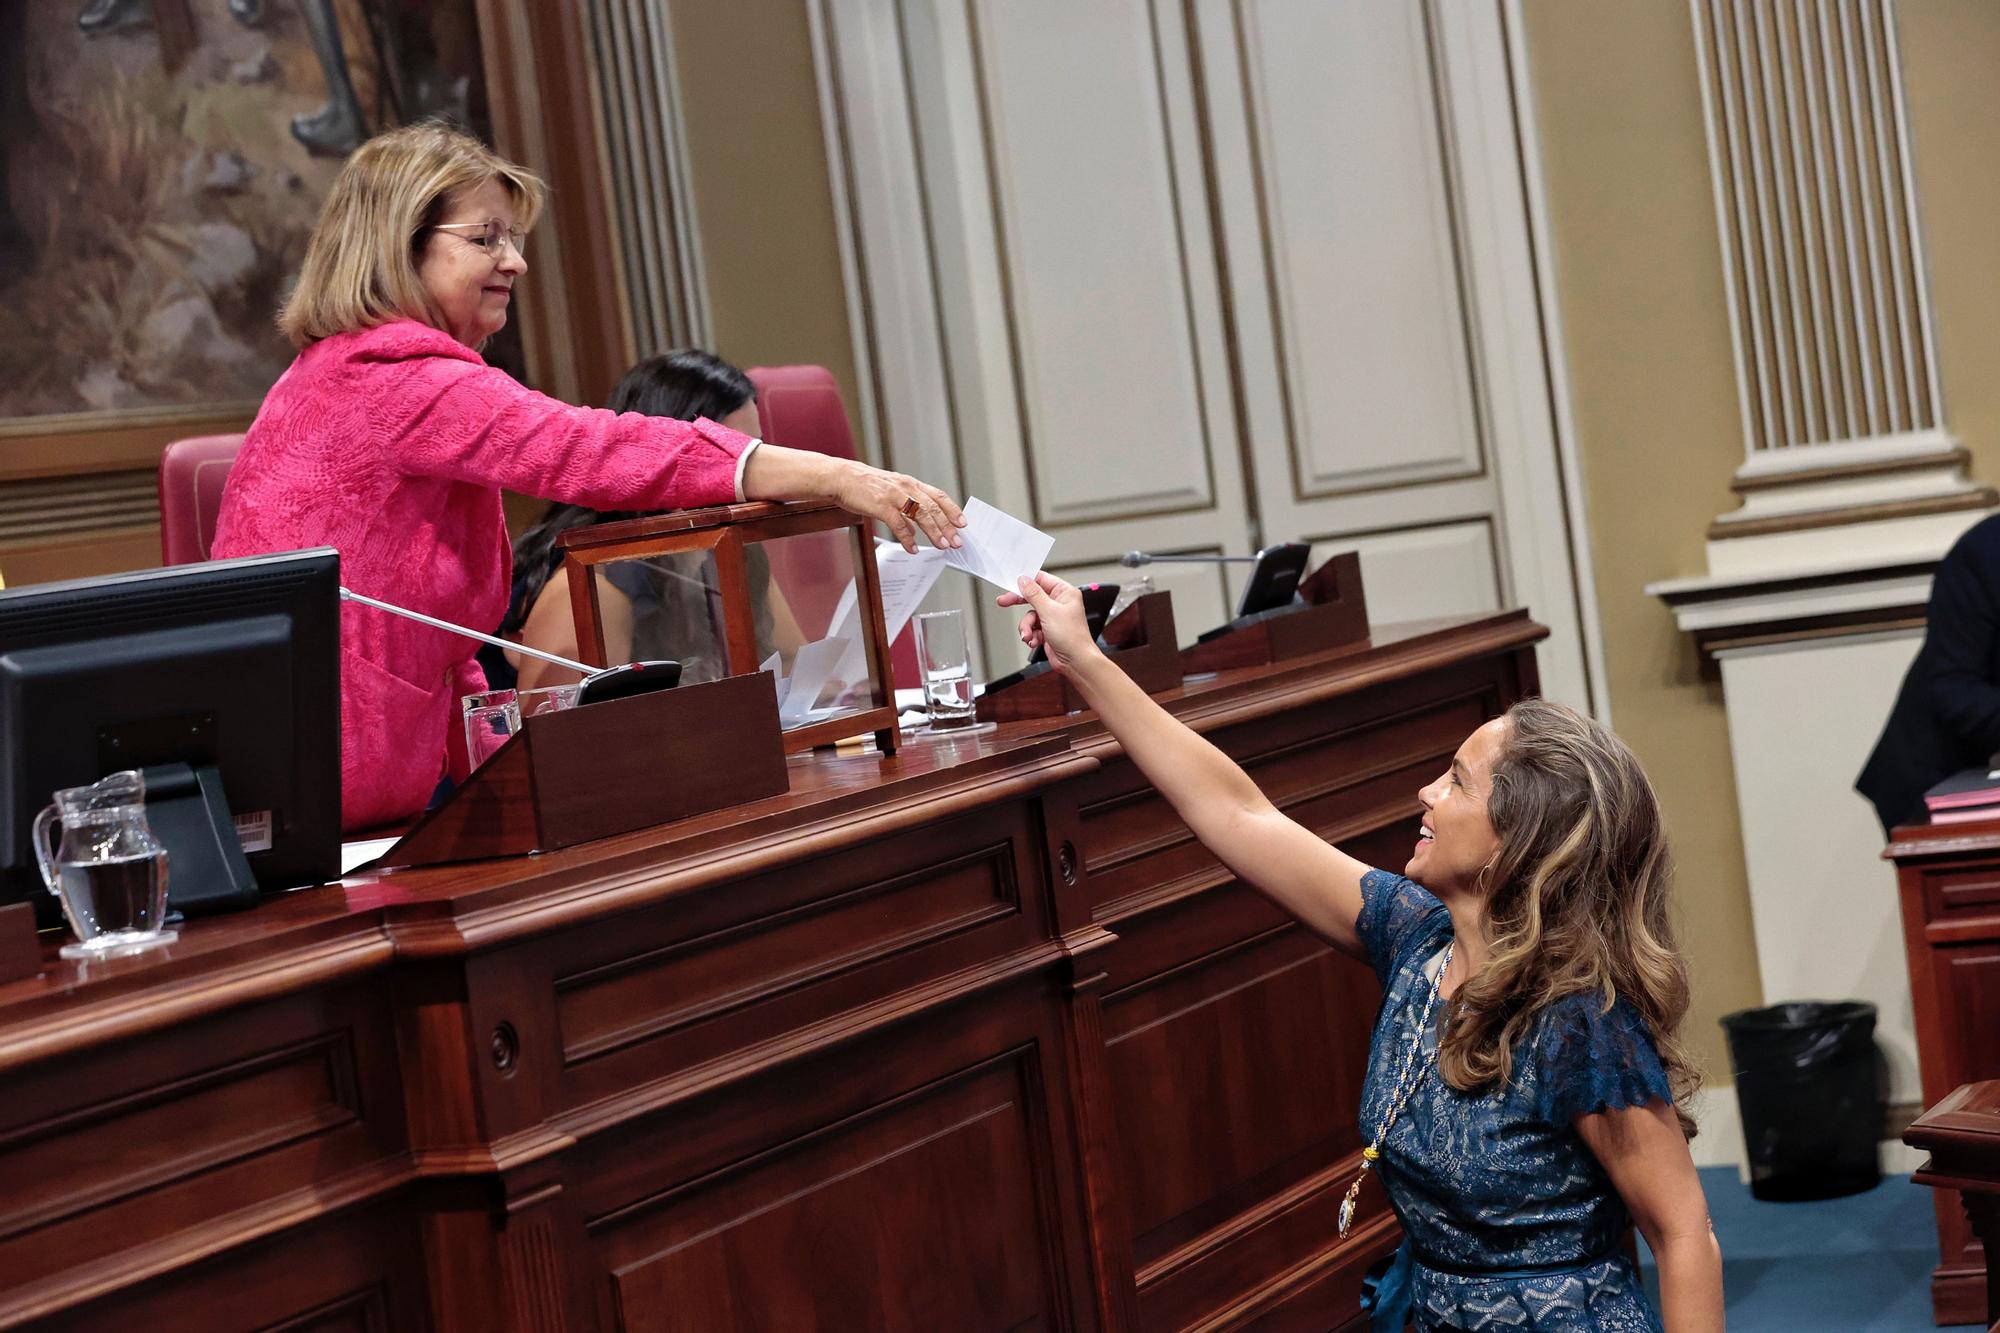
1905;1081;2000;1332
1888;821;2000;1325
0;612;1542;1332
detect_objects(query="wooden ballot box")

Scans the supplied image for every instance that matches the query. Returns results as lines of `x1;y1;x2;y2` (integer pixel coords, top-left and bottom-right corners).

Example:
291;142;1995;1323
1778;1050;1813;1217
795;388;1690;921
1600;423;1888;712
558;499;901;755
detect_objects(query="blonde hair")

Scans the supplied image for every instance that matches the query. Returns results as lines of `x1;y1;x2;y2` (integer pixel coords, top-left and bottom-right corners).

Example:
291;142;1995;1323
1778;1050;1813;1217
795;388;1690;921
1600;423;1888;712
1437;698;1701;1138
279;122;546;348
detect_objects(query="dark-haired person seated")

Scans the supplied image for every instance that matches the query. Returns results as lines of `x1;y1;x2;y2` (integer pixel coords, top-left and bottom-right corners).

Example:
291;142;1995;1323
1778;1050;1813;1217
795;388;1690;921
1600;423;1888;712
482;351;805;692
213;122;963;831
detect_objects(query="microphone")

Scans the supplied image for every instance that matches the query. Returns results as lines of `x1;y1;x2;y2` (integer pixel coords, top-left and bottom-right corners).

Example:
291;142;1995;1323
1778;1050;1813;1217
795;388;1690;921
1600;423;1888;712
1119;550;1263;568
339;586;595;674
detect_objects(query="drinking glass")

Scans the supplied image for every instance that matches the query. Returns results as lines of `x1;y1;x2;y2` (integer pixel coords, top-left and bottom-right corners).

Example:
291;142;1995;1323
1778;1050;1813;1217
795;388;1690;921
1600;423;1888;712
912;609;975;730
461;688;521;769
517;683;580;719
1106;574;1154;621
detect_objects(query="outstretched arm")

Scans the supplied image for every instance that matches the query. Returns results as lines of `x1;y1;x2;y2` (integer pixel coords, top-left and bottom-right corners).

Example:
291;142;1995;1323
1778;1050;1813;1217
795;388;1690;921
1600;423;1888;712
1002;572;1369;957
383;356;968;553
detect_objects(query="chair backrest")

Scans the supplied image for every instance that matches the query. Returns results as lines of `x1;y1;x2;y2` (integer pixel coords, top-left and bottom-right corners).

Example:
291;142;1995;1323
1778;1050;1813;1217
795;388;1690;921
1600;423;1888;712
158;433;245;565
744;366;921;690
745;364;859;463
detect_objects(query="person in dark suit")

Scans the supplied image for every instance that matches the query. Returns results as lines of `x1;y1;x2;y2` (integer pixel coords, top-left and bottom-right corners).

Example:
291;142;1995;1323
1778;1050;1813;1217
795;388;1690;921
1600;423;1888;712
1858;513;2000;835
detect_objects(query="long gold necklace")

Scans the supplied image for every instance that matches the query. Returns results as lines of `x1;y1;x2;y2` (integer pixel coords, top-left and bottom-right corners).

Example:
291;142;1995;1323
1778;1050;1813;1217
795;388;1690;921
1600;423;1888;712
1338;938;1454;1240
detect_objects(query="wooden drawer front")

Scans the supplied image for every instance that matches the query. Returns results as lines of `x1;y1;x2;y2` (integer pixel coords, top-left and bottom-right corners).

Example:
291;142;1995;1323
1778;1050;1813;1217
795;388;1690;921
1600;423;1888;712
1928;947;2000;1279
1099;919;1378;1324
551;803;1044;1109
1078;686;1489;919
1936;947;2000;1092
1926;866;2000;934
0;986;403;1327
35;1202;425;1333
583;1052;1067;1333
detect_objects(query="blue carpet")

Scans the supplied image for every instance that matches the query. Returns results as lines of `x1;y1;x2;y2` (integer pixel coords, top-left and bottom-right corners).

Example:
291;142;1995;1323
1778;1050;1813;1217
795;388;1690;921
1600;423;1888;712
1637;1167;1980;1330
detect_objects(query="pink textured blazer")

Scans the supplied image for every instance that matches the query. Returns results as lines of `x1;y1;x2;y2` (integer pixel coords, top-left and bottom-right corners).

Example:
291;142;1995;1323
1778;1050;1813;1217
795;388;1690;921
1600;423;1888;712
212;319;752;831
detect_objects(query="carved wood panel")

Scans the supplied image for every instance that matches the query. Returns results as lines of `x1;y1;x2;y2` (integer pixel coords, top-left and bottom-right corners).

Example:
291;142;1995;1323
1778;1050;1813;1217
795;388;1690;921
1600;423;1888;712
0;985;405;1327
564;971;1098;1333
596;1057;1057;1332
546;801;1048;1113
28;1202;423;1333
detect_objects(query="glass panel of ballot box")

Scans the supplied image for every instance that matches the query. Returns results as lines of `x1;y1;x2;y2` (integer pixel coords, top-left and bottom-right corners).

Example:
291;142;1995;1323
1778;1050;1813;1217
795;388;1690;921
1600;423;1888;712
556;501;900;754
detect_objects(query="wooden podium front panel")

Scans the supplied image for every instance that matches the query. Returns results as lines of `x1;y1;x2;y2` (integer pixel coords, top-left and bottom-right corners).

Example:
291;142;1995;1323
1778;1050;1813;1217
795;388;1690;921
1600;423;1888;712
0;612;1545;1332
539;799;1052;1115
564;976;1094;1333
0;979;408;1329
36;1202;428;1333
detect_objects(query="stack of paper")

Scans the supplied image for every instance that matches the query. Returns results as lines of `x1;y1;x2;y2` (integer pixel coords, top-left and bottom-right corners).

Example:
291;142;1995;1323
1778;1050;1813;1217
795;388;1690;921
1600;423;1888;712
766;497;1053;726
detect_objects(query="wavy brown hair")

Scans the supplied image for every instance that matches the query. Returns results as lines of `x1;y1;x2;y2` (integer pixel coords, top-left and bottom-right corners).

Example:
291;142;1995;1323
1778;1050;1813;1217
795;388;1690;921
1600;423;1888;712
1435;698;1700;1137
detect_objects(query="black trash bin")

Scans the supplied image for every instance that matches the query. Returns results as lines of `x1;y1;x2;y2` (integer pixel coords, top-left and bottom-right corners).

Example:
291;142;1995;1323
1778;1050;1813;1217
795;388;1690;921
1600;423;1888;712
1720;1001;1881;1202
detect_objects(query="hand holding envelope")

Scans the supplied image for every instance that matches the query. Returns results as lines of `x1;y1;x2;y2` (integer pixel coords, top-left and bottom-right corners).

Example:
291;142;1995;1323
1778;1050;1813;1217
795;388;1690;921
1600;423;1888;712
939;498;1054;593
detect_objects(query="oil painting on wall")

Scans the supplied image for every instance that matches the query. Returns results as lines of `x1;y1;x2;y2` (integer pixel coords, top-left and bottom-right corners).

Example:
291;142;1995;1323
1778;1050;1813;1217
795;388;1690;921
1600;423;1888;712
0;0;494;422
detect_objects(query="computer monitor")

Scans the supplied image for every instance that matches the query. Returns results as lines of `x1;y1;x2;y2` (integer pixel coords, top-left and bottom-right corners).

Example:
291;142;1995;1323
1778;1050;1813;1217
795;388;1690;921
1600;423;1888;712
0;548;341;927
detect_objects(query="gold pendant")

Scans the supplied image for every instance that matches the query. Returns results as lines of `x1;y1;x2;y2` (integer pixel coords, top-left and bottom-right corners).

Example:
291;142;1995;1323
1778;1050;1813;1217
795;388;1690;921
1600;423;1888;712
1337;1175;1362;1239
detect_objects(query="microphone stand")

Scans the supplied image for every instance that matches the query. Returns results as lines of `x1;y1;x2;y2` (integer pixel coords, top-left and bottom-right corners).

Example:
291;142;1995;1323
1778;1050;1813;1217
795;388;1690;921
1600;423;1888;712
339;587;595;675
1119;552;1263;567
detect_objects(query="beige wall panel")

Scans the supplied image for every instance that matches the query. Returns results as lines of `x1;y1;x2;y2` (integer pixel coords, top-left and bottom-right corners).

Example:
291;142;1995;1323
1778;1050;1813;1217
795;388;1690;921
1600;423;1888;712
666;0;862;429
1897;1;2000;475
1326;521;1502;625
1518;0;1762;1089
1236;0;1483;494
1047;554;1232;652
968;0;1217;527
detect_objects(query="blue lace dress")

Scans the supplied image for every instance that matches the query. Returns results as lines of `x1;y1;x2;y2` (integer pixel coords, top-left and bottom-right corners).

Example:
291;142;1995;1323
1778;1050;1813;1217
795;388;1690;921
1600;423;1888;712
1356;869;1671;1332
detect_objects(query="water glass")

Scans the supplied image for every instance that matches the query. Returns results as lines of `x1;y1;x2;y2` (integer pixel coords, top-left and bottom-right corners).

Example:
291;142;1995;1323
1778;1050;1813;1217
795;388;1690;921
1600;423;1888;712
518;683;580;719
461;688;521;769
1107;574;1155;621
913;609;975;730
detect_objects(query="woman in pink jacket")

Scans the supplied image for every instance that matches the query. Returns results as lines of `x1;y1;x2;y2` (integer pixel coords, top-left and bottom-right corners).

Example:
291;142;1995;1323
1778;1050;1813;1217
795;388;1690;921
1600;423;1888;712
213;123;963;831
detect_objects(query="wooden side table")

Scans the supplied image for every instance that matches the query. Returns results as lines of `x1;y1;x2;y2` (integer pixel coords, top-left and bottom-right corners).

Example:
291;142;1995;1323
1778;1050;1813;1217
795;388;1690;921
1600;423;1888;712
1887;822;2000;1325
1905;1080;2000;1332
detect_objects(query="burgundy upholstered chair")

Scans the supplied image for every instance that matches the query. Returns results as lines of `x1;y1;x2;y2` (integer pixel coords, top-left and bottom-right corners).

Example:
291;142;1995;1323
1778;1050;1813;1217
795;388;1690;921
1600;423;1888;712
157;433;245;565
745;365;923;690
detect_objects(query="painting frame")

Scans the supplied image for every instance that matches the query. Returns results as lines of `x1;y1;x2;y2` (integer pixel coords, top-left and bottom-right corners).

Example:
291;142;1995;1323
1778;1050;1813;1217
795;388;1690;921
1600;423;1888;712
0;0;633;583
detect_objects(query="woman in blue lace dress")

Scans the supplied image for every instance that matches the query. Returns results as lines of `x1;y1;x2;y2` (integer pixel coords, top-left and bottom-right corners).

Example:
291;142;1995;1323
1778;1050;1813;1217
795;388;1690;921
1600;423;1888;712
1000;573;1723;1332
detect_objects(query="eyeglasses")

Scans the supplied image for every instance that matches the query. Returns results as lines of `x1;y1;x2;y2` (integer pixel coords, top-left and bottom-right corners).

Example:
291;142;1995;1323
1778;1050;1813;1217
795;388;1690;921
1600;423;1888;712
432;218;527;257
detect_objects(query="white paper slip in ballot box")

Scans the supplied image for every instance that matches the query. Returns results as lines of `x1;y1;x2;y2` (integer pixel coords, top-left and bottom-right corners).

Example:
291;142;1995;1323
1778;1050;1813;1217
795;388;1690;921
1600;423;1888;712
821;541;953;691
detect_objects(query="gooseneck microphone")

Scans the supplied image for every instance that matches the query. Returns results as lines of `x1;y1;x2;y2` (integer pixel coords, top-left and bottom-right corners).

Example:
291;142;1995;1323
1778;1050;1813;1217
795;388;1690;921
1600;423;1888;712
1119;550;1264;568
339;586;595;674
341;588;686;705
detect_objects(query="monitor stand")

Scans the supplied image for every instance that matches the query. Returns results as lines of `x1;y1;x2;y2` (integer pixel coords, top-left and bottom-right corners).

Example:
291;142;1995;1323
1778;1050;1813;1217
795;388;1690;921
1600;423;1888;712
140;762;261;917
